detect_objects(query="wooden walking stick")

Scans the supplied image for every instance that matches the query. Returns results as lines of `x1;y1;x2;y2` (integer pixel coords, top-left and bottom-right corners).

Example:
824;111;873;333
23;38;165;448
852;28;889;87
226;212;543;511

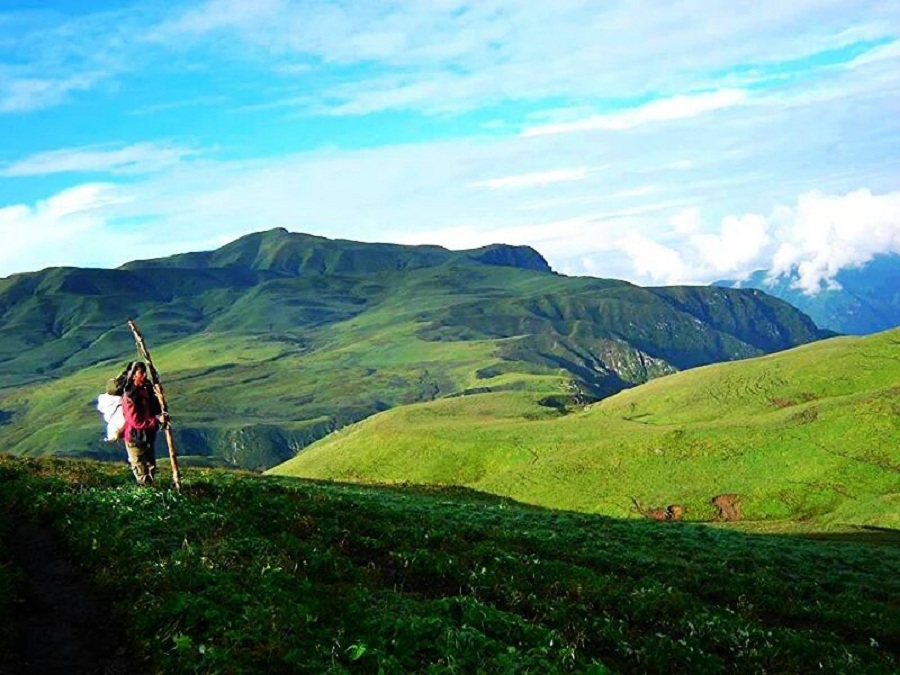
127;318;182;492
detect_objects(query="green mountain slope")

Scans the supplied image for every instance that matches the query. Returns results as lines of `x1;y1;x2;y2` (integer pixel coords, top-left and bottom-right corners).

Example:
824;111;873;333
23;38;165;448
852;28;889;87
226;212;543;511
715;253;900;334
0;229;549;387
270;328;900;528
3;458;898;673
0;229;829;469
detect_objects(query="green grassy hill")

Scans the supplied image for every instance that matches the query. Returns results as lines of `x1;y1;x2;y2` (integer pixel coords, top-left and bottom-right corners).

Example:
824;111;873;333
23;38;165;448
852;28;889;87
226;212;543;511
1;458;897;673
0;229;550;390
0;229;829;469
271;328;900;529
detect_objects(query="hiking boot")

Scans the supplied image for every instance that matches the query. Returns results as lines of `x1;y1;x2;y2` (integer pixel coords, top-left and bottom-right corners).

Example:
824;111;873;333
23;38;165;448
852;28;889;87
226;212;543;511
130;466;144;485
131;464;152;486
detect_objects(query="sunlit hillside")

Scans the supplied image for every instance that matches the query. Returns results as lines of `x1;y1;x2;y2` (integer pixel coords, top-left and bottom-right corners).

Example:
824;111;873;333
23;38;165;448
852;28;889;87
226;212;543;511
271;328;900;529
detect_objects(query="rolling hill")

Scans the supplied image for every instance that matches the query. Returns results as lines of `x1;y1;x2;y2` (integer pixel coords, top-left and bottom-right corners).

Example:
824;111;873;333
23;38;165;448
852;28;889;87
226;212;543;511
0;228;830;469
270;327;900;529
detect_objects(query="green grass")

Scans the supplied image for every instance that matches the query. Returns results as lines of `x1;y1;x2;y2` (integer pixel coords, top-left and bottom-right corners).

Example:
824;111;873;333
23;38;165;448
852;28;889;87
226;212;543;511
0;268;571;467
1;456;897;673
0;321;531;469
271;328;900;529
1;230;829;469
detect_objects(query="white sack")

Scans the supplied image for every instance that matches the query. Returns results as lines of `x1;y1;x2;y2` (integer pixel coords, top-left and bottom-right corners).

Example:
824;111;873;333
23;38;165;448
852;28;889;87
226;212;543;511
96;393;125;442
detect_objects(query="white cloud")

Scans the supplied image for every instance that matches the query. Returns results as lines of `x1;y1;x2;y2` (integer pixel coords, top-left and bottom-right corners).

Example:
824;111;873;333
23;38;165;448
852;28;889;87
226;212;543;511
163;0;285;35
0;0;895;124
769;189;900;292
2;143;198;177
688;213;771;275
843;39;900;69
522;89;749;137
606;189;900;291
470;168;591;190
0;5;150;114
516;186;656;212
0;184;121;273
0;74;98;113
670;208;703;235
151;0;900;117
616;234;688;284
0;182;217;276
41;183;127;218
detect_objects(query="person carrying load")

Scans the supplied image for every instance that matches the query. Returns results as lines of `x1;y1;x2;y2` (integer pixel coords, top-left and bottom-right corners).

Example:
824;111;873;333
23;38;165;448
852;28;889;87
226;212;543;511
95;320;182;490
122;361;168;486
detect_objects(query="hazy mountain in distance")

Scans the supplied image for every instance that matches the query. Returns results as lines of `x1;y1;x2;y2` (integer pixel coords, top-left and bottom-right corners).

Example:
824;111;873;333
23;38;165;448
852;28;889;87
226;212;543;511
715;254;900;334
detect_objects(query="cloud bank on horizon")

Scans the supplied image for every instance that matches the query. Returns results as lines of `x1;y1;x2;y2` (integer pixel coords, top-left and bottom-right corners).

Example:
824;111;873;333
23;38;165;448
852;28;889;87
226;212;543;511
1;0;899;294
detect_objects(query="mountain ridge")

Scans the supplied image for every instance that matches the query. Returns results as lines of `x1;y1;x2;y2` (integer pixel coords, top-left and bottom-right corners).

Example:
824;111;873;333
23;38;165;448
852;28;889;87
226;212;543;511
118;227;554;276
0;229;830;469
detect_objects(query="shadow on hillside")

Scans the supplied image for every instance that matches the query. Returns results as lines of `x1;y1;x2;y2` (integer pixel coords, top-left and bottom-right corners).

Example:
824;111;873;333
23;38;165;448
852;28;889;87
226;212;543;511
287;476;546;509
269;476;900;547
7;456;897;551
783;526;900;548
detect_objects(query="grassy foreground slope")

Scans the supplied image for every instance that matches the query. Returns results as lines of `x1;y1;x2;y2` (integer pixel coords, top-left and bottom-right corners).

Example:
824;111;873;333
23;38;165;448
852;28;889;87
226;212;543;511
1;458;898;673
271;328;900;529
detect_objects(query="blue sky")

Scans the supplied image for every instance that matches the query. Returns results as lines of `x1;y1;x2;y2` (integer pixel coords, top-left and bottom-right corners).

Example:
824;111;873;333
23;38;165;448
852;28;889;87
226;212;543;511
1;0;899;292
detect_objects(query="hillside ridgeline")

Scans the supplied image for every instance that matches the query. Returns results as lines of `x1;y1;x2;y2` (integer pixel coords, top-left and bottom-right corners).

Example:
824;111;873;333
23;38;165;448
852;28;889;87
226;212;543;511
0;228;829;469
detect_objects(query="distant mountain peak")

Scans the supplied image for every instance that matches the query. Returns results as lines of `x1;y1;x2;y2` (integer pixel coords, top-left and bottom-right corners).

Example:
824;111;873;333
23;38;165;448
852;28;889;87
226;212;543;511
122;229;554;277
466;243;553;273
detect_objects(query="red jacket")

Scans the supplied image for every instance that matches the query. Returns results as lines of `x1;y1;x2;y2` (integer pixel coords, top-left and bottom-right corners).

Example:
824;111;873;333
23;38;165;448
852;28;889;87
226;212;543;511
123;384;161;443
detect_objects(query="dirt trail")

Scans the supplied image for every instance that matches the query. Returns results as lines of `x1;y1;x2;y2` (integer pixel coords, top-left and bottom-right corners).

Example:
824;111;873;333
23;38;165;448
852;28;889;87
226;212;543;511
1;517;147;675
